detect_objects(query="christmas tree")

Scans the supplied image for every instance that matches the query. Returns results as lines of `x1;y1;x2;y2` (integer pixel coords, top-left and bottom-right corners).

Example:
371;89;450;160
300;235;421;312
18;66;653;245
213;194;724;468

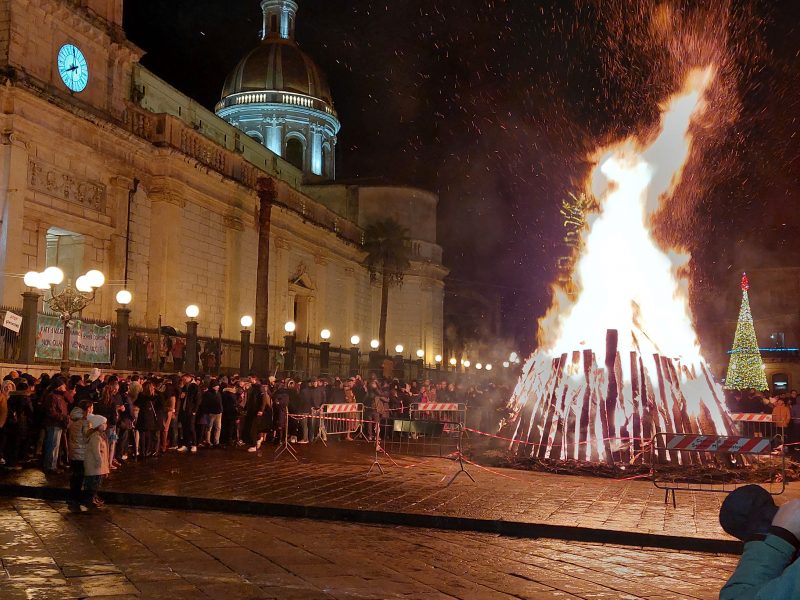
724;273;768;391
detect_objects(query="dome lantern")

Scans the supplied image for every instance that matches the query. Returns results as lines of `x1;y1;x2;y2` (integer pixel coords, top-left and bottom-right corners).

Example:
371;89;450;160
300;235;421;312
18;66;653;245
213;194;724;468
261;0;298;41
216;0;340;179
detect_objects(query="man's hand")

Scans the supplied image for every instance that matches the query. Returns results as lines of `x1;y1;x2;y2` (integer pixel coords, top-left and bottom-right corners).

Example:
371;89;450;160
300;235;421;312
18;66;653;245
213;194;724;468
772;499;800;539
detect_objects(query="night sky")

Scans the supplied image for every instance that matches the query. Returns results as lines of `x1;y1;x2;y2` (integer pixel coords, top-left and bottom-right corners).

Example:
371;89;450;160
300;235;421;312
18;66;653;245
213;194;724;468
123;1;800;355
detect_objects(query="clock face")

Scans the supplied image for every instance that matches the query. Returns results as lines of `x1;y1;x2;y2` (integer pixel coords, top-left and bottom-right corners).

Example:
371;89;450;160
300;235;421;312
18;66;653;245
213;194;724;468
57;44;89;92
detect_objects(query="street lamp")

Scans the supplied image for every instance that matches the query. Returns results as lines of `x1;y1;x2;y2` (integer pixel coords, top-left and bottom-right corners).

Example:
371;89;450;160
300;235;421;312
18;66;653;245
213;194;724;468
370;339;380;350
476;363;483;370
463;360;471;368
416;349;424;359
435;354;442;364
185;304;200;372
503;361;510;368
320;328;331;375
395;344;404;354
114;289;132;370
240;315;253;375
485;364;492;371
449;357;457;366
284;321;297;373
349;335;361;376
38;268;104;374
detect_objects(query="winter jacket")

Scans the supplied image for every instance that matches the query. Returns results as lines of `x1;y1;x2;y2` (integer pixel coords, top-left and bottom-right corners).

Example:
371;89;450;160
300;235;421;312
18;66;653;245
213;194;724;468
772;404;791;429
200;389;223;415
135;393;160;431
67;407;90;461
43;390;70;429
84;414;109;477
721;532;800;599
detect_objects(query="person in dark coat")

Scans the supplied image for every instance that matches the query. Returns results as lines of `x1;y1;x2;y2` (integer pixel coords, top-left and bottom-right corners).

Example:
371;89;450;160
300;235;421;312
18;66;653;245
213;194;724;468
221;381;240;446
177;375;200;453
42;377;69;473
5;381;34;468
134;380;160;458
245;377;272;452
200;380;223;447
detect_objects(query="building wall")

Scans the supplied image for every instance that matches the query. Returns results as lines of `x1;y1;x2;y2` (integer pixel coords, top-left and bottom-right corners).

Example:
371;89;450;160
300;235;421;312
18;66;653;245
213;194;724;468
0;0;447;363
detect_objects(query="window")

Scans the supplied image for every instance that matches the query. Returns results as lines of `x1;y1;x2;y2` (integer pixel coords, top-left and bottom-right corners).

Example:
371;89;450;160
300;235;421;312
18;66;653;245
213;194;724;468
46;227;84;285
773;373;789;393
286;137;304;170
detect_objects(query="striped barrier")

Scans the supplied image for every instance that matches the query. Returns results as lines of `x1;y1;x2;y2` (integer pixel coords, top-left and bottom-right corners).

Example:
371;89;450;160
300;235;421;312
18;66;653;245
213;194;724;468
318;403;364;440
652;432;785;507
729;413;773;422
728;412;782;440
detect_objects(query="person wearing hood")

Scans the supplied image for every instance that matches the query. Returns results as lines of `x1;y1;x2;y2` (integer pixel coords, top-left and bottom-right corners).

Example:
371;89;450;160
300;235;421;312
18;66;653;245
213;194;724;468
67;400;93;512
83;411;109;508
220;381;240;446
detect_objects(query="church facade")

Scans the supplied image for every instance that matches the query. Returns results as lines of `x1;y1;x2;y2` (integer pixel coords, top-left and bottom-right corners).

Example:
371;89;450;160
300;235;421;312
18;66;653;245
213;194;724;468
0;0;447;362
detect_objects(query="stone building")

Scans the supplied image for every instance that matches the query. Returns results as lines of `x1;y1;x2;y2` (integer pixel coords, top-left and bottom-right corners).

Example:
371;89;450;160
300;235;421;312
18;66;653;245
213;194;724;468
0;0;447;363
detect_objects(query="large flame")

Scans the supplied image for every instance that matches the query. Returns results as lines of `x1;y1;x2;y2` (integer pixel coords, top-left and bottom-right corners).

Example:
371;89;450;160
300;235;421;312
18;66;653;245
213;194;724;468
510;67;732;463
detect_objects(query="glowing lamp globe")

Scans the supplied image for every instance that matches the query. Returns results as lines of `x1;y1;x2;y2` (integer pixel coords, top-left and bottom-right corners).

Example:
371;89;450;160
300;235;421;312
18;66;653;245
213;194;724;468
435;354;442;363
463;360;471;368
476;363;483;370
370;339;380;350
394;344;404;354
185;304;200;319
75;275;93;293
115;290;132;305
284;321;296;333
350;335;360;346
416;349;424;358
485;364;492;371
85;269;105;288
43;266;65;286
503;361;510;368
23;271;41;288
320;329;331;340
240;315;253;328
449;357;457;366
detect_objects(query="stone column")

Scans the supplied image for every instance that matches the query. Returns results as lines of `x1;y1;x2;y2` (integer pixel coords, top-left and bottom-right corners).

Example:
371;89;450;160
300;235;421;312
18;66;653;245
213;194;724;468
19;292;41;364
115;307;130;370
240;328;251;375
0;134;30;307
252;178;275;376
319;340;330;376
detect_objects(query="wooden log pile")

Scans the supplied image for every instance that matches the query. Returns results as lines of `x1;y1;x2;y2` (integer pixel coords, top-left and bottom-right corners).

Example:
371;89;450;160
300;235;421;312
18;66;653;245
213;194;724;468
507;328;736;465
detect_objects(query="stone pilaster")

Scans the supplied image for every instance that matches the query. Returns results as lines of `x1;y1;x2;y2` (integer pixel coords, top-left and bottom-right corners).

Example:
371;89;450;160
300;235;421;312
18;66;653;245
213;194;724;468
224;213;245;337
0;133;29;307
145;184;185;328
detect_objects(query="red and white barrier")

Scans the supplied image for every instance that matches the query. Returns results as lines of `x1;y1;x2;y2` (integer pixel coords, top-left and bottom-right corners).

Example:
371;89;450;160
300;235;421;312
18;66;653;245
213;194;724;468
663;433;772;454
729;413;773;422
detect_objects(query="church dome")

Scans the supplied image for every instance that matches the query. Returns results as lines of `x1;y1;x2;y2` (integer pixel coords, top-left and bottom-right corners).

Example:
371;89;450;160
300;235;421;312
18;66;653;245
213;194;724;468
220;38;334;109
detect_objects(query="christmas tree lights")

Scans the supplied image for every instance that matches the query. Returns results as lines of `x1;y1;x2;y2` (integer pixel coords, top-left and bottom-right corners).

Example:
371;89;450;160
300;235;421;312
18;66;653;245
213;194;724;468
724;273;768;391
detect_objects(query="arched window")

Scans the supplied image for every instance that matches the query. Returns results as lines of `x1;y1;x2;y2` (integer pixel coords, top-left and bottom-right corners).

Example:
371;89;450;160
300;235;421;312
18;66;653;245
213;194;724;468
247;131;263;144
286;137;304;170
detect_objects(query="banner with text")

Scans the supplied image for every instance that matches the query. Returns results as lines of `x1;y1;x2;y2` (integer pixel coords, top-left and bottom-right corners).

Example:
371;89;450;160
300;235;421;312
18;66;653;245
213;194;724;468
35;315;111;364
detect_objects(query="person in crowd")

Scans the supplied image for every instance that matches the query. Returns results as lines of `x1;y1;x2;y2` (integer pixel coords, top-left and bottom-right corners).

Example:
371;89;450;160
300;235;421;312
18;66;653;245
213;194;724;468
177;374;200;453
294;380;314;443
94;377;123;470
0;379;13;464
134;380;160;458
271;382;290;445
42;376;69;473
246;376;272;452
200;379;223;447
67;399;93;512
84;410;109;508
5;381;33;469
772;397;792;444
221;379;240;446
160;375;179;452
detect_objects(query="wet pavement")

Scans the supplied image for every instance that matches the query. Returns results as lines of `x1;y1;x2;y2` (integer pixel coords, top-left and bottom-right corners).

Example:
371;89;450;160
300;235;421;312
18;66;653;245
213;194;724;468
0;497;737;599
2;441;794;547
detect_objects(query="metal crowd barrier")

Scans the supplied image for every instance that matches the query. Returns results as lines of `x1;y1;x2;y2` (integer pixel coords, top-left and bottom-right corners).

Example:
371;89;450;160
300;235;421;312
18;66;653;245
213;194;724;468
383;403;468;457
651;432;785;507
318;402;364;440
729;413;784;441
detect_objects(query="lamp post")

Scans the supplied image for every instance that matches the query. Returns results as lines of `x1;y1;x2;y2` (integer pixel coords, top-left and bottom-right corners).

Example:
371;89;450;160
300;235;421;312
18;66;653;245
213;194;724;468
240;315;253;375
185;304;199;373
35;268;105;374
319;328;331;376
434;354;442;375
349;335;360;376
20;271;46;364
449;356;457;373
283;321;296;374
394;344;404;379
415;348;425;379
114;289;132;370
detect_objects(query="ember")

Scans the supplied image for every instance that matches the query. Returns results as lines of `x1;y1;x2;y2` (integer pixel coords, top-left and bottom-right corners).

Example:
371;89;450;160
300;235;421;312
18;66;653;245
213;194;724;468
509;67;735;464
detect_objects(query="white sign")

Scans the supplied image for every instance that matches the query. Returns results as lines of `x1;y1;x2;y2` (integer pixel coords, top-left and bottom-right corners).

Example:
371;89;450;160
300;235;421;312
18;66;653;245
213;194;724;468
2;311;22;333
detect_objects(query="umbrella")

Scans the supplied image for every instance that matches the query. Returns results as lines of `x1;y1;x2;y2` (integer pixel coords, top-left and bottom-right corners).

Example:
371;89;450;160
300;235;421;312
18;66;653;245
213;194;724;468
159;325;179;336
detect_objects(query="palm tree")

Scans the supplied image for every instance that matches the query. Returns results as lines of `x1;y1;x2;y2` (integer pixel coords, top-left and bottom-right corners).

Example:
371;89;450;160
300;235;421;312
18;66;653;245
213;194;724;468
363;218;412;353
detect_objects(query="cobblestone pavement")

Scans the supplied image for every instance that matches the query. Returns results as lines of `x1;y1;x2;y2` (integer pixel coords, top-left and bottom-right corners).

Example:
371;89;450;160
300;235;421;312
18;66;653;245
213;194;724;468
3;442;795;543
0;497;736;599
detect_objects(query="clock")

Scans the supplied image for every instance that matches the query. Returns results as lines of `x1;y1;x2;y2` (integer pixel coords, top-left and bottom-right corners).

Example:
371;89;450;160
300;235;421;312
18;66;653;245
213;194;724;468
57;44;89;92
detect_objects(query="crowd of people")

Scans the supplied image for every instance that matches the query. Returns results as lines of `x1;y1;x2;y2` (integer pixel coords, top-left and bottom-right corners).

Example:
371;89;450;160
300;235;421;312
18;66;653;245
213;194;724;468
0;367;509;511
727;389;800;449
